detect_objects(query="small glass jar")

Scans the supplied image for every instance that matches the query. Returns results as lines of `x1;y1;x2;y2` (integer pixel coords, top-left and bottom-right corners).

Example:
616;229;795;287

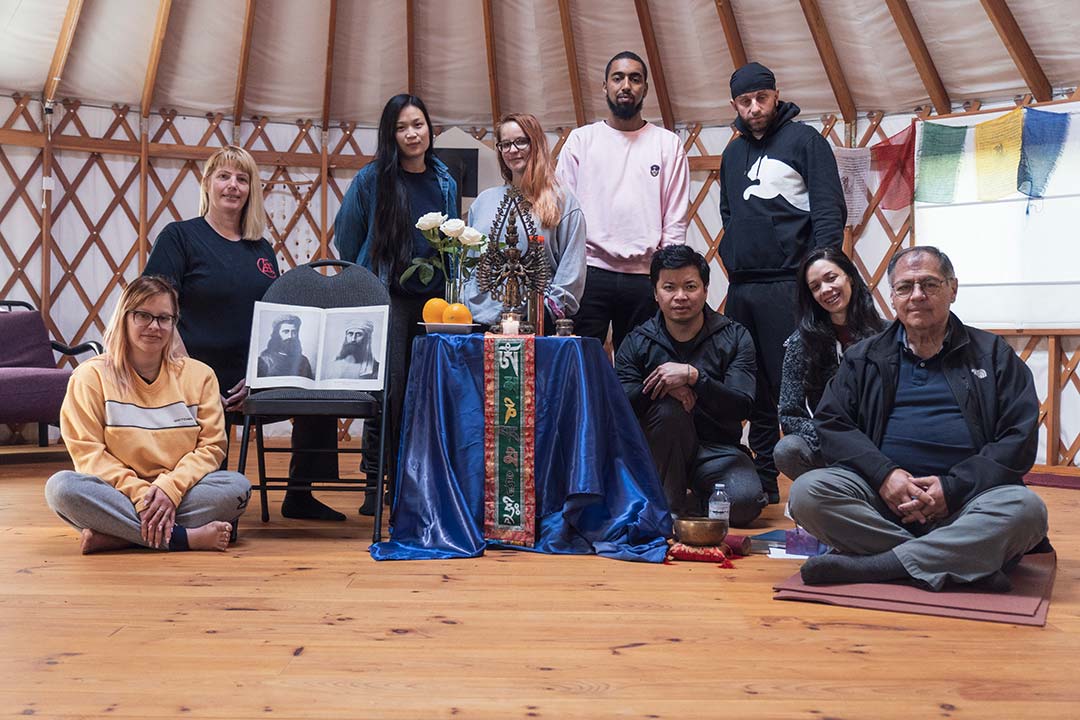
554;318;574;337
500;311;521;335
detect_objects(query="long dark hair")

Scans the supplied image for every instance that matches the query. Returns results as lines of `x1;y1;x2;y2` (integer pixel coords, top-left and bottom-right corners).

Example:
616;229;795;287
371;94;438;274
796;247;884;404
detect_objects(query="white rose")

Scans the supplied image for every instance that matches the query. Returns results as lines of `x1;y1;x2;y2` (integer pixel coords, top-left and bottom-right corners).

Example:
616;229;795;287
459;226;485;246
440;218;466;238
416;212;447;231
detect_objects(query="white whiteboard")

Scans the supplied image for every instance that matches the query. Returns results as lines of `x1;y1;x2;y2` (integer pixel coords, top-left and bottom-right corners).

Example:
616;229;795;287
913;102;1080;329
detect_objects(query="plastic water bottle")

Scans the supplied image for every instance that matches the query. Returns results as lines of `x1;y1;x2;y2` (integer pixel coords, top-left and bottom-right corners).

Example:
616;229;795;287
708;482;730;531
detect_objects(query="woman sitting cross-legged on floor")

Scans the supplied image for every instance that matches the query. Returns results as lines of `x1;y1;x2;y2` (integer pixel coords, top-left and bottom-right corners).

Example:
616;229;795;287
45;275;251;554
775;247;885;481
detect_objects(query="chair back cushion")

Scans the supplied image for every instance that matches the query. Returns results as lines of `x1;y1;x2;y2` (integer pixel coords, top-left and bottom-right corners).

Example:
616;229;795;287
0;310;55;369
262;263;390;309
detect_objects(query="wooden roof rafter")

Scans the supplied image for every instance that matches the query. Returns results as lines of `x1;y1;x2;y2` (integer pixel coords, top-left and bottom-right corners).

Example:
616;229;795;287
713;0;747;69
321;0;338;131
43;0;85;105
232;0;257;138
140;0;173;118
885;0;950;116
557;0;585;127
481;0;501;128
797;0;855;124
979;0;1052;102
633;0;675;131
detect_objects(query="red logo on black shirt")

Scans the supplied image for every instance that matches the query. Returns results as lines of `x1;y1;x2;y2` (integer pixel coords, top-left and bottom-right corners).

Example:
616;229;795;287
257;258;277;279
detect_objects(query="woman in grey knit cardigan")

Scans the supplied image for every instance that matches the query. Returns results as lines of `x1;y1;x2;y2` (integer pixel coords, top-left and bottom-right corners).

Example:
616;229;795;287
776;247;884;480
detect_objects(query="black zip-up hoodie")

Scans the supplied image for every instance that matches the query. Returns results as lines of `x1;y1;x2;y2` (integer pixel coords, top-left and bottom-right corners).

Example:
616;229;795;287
615;306;756;447
814;314;1039;512
719;101;846;282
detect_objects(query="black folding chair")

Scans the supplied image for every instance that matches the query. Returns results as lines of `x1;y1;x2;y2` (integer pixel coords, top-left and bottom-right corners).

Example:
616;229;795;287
236;260;392;542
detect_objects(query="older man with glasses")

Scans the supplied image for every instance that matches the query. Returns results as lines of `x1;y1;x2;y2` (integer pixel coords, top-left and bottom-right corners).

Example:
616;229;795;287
788;246;1050;592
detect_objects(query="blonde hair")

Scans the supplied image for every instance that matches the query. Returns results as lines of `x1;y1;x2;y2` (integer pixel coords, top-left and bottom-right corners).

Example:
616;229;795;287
103;276;186;394
198;145;267;240
495;113;561;229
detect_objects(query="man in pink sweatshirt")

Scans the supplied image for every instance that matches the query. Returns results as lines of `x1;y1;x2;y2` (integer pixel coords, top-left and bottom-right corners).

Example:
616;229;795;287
556;51;690;353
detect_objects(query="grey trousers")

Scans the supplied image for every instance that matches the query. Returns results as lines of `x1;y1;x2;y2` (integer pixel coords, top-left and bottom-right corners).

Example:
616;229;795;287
45;471;252;550
789;467;1048;590
774;434;825;481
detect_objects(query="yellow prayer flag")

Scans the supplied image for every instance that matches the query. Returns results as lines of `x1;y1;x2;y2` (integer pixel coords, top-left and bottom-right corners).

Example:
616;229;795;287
974;107;1023;201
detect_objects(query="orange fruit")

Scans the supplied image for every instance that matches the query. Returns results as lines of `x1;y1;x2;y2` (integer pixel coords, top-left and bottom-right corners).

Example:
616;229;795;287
442;303;473;324
422;297;450;324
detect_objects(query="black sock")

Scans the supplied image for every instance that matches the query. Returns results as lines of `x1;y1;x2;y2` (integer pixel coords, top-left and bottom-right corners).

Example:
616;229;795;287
282;491;346;521
800;549;910;585
168;526;189;551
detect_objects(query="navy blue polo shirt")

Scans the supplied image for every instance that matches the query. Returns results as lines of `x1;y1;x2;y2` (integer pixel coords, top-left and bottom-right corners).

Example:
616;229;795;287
877;332;976;476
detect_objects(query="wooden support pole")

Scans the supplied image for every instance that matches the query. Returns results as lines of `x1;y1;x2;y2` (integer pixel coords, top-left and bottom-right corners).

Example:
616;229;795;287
40;109;56;320
714;0;747;69
44;0;84;105
406;0;416;95
885;0;951;116
1047;335;1062;466
321;0;337;131
481;0;501;128
320;130;329;262
557;0;585;127
633;0;675;131
979;0;1052;102
233;0;257;144
140;0;173;118
138;118;149;270
797;0;856;123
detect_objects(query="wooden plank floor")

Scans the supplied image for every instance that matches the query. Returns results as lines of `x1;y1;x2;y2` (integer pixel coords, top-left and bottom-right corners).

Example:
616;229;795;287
1;447;1077;719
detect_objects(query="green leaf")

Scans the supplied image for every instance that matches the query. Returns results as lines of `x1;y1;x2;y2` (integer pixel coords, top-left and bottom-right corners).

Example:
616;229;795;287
399;264;419;284
419;264;434;285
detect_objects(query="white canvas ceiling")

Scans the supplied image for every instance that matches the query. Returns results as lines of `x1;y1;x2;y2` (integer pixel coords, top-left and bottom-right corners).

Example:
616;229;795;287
1;0;1079;129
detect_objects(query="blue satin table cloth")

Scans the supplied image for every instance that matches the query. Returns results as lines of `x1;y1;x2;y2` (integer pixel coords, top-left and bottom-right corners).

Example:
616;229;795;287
370;334;672;562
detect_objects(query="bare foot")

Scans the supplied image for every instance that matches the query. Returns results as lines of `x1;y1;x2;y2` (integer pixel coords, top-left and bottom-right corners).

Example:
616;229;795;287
186;521;233;551
80;528;134;555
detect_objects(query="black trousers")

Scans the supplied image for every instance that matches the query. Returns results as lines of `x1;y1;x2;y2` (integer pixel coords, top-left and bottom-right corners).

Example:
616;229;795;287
723;279;797;497
574;266;657;355
643;398;766;528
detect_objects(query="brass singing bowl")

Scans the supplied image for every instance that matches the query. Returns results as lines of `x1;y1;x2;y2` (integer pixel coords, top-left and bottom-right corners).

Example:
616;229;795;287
673;517;729;547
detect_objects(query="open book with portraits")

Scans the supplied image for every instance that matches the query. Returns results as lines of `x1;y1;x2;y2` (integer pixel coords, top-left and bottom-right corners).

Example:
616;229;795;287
246;301;389;391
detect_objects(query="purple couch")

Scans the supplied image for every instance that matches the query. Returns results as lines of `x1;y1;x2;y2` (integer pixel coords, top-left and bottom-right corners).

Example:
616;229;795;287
0;303;101;445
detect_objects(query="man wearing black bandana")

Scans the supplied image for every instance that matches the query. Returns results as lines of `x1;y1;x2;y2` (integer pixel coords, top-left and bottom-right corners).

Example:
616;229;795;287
718;62;846;504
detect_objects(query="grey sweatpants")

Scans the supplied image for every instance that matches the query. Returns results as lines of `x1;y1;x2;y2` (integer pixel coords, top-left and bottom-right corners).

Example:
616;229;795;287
45;471;252;550
789;467;1048;590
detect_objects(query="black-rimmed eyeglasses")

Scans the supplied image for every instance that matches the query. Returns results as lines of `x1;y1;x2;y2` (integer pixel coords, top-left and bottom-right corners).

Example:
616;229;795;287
496;137;531;153
128;310;177;329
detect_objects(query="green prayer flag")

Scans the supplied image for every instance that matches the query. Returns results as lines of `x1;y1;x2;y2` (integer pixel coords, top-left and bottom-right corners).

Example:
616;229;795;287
916;122;967;204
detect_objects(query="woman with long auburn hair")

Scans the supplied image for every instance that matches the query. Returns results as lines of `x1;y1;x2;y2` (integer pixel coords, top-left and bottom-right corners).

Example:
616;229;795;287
775;247;885;480
45;276;251;554
465;112;586;329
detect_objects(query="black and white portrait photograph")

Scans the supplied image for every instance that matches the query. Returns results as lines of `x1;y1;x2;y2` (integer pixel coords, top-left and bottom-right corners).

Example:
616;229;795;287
247;303;323;388
317;306;389;390
246;302;389;390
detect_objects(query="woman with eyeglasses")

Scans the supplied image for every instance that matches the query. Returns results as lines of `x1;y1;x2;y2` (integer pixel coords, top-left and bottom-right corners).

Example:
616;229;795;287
145;146;344;521
775;247;885;480
45;276;251;554
465;112;586;330
334;94;459;513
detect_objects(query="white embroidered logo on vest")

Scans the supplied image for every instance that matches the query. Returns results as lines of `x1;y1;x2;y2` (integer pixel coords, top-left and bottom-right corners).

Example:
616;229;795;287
971;368;988;379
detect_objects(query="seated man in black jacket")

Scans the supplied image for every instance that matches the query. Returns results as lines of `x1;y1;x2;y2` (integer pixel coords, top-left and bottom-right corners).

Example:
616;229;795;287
790;246;1049;592
616;245;767;525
